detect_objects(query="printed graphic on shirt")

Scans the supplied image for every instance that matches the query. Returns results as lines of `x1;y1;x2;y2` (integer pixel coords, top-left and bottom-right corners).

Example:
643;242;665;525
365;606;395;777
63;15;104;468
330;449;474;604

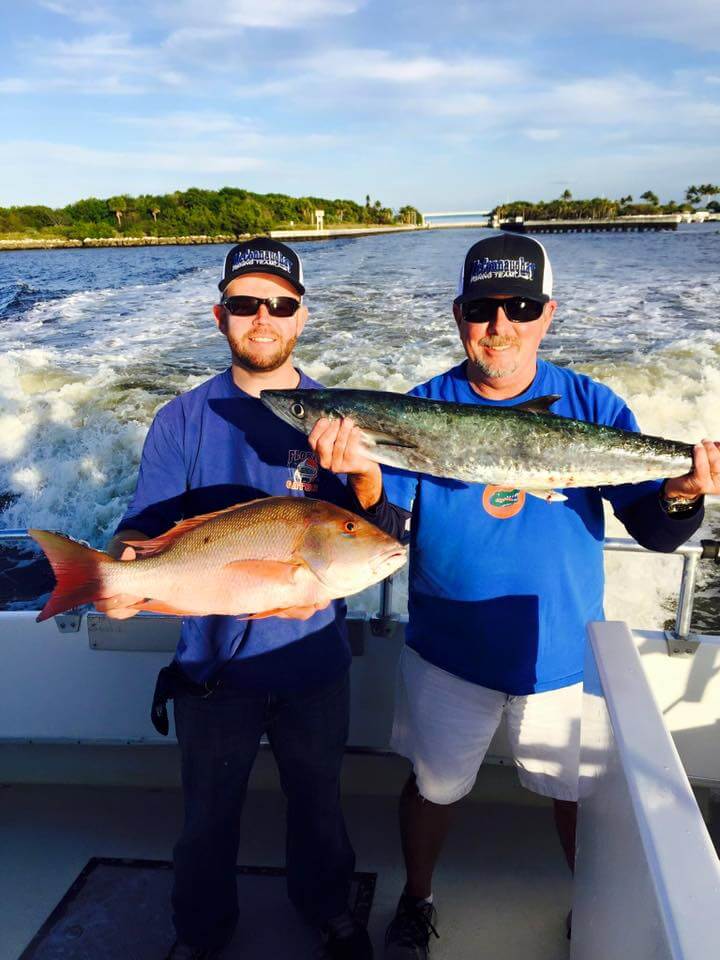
286;449;319;492
482;485;526;519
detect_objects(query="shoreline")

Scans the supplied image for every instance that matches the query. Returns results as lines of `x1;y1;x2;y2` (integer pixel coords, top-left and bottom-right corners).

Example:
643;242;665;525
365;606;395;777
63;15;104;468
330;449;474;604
0;224;432;252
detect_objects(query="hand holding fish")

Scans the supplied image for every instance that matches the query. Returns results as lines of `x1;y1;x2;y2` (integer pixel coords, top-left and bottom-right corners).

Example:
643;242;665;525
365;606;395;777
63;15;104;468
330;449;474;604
93;538;143;620
662;439;720;501
308;415;383;509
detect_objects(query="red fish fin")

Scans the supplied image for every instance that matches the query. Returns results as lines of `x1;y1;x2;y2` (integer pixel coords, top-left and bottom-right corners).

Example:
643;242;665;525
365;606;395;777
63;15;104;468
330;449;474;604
130;599;190;615
122;503;256;557
28;529;112;622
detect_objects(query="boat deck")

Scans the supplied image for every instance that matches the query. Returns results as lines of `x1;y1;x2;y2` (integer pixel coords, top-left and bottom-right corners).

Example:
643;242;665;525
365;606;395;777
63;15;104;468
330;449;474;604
0;751;578;960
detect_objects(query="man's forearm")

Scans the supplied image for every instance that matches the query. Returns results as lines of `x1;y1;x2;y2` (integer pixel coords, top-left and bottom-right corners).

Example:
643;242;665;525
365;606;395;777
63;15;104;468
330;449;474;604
348;464;383;510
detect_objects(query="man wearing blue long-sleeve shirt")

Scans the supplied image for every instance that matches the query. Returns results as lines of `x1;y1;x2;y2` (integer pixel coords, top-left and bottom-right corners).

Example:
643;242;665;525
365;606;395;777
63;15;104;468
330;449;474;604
330;233;719;960
99;239;381;960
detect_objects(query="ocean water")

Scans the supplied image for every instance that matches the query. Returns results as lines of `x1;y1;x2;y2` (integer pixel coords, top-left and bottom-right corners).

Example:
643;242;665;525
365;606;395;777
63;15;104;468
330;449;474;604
0;226;718;630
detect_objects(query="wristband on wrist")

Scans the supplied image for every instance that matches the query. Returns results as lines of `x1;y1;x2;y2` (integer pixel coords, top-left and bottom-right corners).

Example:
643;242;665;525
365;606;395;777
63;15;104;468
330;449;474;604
660;481;700;514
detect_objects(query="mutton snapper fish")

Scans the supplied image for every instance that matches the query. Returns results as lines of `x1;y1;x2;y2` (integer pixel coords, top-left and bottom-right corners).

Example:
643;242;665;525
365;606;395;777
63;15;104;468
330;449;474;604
260;389;695;501
30;496;406;623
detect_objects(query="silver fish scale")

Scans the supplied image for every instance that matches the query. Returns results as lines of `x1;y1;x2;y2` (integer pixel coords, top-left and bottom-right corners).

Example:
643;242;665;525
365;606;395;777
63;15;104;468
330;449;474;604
294;391;695;490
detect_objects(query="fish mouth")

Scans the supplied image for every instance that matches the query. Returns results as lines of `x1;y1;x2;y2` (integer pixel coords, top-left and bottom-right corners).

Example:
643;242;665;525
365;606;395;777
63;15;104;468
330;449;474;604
371;546;407;574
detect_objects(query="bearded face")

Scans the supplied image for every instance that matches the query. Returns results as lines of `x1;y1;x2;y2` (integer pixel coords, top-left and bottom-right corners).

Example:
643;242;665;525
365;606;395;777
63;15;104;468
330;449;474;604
225;322;299;373
215;273;307;375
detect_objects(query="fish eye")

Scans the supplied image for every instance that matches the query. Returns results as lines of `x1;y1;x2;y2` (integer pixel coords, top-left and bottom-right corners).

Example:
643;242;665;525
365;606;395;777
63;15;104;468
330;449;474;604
291;402;305;418
344;521;356;534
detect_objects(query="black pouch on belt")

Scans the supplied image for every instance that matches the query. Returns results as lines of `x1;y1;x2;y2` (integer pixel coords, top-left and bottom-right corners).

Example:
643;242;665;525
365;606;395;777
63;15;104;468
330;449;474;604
150;660;202;735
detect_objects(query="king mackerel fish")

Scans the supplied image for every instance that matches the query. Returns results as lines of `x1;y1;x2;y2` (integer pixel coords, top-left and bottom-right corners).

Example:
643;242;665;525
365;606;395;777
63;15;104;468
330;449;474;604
260;389;694;501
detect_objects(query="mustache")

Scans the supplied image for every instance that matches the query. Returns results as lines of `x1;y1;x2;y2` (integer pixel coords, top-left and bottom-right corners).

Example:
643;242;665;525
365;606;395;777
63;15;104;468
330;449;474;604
478;337;518;348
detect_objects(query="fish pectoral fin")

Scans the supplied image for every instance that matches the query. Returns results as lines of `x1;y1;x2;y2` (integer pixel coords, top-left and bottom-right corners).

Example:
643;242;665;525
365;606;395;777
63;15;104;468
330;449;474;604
525;488;568;503
359;429;418;449
512;394;562;414
222;559;305;585
239;606;302;621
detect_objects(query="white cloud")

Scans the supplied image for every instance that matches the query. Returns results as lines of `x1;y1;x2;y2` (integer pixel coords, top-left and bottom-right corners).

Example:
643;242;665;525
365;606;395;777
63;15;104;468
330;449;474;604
0;140;263;176
13;32;187;94
0;78;33;94
461;0;720;52
525;128;561;141
302;49;525;86
159;0;361;31
37;0;119;25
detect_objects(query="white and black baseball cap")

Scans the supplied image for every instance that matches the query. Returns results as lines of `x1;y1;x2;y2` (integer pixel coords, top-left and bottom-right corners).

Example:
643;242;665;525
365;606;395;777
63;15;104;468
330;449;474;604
219;238;305;295
455;233;553;304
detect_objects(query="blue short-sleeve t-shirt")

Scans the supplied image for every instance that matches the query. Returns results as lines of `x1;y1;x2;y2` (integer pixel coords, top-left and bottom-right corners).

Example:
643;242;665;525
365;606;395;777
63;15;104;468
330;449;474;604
382;358;659;696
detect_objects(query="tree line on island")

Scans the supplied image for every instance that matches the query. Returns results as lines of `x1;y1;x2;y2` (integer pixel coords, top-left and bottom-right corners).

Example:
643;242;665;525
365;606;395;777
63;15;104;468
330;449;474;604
0;187;423;241
491;185;720;222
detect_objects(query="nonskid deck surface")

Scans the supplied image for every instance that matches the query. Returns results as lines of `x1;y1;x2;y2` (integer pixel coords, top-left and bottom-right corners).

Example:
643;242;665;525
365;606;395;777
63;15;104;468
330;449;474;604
0;760;572;960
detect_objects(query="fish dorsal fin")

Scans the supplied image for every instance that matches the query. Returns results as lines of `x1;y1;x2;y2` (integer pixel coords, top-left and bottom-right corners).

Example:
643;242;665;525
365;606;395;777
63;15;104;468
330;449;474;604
512;394;561;414
122;502;251;558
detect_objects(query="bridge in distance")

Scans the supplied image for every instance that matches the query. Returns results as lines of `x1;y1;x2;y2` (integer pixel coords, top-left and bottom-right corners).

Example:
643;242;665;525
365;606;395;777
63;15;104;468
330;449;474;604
421;210;492;227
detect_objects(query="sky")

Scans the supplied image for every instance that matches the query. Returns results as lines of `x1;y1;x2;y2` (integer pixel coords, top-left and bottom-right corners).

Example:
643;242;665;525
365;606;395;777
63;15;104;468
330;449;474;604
0;0;719;211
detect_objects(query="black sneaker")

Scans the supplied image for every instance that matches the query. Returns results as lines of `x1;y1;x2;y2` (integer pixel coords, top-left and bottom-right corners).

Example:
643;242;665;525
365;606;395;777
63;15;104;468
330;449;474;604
321;915;373;959
163;940;221;960
384;894;438;959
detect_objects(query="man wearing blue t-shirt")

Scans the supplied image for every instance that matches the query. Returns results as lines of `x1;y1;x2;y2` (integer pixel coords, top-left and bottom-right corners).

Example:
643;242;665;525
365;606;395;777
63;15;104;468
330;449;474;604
376;233;720;958
97;239;383;960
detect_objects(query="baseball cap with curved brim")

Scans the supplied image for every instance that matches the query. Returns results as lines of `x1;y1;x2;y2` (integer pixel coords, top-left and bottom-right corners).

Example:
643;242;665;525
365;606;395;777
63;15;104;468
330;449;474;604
219;238;305;295
455;233;553;305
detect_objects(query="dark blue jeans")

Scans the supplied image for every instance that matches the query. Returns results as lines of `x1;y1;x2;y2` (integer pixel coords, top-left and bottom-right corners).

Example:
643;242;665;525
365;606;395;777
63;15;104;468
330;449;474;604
171;670;355;951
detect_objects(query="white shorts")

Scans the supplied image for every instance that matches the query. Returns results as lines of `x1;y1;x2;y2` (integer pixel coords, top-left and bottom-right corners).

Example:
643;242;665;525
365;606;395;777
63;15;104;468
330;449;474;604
390;646;584;803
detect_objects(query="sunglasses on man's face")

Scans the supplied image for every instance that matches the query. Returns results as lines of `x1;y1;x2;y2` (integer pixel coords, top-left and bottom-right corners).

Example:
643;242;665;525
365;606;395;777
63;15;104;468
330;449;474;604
221;295;301;318
461;297;545;324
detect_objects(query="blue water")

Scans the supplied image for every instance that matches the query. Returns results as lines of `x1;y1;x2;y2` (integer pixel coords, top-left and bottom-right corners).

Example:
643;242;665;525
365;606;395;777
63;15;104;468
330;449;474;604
1;225;719;626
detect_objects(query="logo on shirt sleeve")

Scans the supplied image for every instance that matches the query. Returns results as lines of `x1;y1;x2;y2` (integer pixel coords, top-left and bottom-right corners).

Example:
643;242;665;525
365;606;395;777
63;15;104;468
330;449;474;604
286;450;319;492
482;485;526;519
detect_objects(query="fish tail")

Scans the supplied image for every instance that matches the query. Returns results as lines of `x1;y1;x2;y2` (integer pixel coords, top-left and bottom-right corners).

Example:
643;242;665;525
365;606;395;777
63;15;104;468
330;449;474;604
28;529;113;622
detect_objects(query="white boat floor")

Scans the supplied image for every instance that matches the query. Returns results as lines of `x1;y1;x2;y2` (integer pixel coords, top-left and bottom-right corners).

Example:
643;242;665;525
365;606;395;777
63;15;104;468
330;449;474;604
0;756;573;960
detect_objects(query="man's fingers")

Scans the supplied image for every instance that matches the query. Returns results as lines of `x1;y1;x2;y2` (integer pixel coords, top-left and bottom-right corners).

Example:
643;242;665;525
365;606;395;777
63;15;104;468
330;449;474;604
103;606;143;621
702;439;720;492
331;417;355;474
94;594;145;619
119;546;137;562
307;417;330;450
310;418;342;469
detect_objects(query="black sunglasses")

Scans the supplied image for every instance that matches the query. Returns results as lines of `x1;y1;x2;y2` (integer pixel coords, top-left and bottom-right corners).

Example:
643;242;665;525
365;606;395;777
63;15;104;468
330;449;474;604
221;295;301;318
461;297;545;324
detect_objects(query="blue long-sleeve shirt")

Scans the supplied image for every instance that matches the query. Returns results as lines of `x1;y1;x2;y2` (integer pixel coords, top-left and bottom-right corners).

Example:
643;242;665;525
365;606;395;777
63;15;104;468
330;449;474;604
117;367;363;694
378;359;704;695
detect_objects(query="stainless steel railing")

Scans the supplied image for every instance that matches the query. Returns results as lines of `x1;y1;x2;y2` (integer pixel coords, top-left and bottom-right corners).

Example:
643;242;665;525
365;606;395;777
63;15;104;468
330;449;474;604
2;530;719;649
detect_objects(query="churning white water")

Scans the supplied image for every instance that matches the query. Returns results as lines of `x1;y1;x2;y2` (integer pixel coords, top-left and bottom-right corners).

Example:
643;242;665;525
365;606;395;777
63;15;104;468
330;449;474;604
0;227;718;628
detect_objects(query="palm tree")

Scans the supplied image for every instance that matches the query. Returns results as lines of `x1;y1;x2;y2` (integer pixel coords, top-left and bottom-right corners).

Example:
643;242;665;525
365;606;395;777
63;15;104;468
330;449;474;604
107;196;127;229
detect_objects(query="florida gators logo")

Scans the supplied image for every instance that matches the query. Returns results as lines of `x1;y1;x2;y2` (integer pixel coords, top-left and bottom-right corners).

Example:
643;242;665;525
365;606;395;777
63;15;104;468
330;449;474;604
482;485;526;519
